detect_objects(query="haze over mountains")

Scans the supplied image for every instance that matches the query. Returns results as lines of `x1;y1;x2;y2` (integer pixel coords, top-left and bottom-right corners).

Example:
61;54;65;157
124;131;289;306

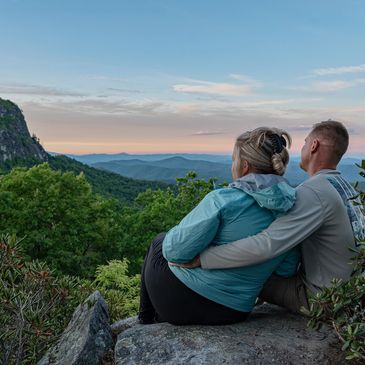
63;152;363;187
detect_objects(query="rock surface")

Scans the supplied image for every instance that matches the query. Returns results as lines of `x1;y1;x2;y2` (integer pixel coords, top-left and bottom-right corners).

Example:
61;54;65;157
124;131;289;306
37;291;113;365
114;304;345;365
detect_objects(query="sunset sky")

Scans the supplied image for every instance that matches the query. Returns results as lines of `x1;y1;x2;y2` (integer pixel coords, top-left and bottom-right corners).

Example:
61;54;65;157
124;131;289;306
1;0;364;155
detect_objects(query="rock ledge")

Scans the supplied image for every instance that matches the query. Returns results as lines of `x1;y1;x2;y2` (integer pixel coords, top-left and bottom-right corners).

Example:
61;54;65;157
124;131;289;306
114;304;345;365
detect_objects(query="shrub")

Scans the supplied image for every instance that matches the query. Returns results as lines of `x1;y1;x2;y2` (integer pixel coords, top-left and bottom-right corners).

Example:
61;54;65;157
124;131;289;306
93;259;141;322
307;161;365;361
0;234;92;365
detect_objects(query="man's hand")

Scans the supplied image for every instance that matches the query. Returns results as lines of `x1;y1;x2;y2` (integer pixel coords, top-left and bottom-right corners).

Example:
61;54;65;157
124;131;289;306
169;255;201;269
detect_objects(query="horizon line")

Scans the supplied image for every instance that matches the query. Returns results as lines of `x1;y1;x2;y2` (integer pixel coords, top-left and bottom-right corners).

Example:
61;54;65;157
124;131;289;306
49;150;365;159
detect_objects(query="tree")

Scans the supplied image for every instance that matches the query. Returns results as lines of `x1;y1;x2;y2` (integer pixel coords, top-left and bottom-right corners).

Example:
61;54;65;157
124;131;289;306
0;163;122;277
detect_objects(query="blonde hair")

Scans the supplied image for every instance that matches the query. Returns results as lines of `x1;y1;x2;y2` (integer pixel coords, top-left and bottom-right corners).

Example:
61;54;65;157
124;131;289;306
233;127;291;177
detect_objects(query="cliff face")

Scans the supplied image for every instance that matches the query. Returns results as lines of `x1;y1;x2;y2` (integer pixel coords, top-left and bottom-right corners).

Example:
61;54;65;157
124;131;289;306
0;98;48;163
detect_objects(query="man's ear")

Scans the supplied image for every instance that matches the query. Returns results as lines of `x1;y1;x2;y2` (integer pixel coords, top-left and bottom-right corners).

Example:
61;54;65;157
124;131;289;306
311;138;320;153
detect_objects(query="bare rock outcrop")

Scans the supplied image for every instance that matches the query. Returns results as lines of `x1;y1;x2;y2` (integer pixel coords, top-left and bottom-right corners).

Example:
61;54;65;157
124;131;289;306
114;304;345;365
0;98;48;163
37;291;113;365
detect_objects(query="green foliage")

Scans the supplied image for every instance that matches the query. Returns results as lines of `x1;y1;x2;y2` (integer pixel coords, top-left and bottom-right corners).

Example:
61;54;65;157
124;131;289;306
0;234;91;365
93;259;141;322
307;160;365;361
0;156;45;173
306;277;365;361
119;171;216;274
0;155;168;204
0;163;123;277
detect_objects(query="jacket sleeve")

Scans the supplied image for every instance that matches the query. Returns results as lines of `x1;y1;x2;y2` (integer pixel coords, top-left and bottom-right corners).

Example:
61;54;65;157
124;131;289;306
162;191;221;264
200;185;325;269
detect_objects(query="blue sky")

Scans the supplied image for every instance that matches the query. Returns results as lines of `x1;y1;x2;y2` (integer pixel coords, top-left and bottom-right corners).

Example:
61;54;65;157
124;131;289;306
0;0;364;154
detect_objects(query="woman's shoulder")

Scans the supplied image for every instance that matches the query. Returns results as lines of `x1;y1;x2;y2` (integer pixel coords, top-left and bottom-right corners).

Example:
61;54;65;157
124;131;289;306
208;186;245;195
205;187;250;205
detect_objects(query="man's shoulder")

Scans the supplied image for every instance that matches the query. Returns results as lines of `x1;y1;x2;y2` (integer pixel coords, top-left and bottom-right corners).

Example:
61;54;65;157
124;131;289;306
299;171;343;191
297;171;354;207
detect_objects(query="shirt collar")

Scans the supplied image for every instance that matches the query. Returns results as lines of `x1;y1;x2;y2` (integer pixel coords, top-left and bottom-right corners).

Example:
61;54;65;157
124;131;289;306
313;169;341;176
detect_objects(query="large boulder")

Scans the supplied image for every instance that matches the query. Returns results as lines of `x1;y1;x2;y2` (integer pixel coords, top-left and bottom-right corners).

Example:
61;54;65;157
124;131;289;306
37;291;113;365
114;304;345;364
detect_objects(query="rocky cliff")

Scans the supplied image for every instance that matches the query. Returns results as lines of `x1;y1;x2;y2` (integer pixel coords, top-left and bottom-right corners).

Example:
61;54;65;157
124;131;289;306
0;98;48;163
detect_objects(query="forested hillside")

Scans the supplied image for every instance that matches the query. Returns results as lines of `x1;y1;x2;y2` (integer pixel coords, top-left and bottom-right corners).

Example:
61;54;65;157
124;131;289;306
48;155;168;203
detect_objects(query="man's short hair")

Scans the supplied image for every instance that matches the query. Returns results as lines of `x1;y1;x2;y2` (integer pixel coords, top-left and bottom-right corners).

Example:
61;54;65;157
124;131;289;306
310;120;349;163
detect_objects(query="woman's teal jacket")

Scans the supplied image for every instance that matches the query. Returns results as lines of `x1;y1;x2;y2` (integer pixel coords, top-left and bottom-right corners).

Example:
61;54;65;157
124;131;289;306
162;173;300;312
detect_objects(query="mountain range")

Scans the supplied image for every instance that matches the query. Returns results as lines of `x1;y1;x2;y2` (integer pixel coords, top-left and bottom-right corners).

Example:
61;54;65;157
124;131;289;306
61;152;365;187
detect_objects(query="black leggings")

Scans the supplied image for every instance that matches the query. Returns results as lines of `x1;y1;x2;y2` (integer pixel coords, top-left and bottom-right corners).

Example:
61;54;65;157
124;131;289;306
139;233;249;325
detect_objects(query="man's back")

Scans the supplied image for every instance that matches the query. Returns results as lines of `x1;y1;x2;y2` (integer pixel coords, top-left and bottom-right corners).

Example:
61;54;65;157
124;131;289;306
297;170;357;293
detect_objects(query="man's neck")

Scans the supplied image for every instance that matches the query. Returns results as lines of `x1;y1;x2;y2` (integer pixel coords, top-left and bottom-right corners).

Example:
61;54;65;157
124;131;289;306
308;164;337;176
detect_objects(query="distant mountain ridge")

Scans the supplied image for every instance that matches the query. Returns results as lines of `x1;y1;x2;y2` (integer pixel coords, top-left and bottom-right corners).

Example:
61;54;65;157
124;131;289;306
93;157;232;183
88;154;364;186
62;152;232;164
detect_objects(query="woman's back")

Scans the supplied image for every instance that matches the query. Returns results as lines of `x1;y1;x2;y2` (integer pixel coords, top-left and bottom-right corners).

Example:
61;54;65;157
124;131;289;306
163;174;300;312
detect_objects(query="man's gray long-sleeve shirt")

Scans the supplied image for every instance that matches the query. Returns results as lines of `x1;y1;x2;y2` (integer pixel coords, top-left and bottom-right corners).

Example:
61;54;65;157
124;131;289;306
200;170;364;294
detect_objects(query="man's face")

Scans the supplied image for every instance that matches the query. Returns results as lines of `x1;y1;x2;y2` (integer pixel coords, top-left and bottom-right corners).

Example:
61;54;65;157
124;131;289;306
300;134;312;171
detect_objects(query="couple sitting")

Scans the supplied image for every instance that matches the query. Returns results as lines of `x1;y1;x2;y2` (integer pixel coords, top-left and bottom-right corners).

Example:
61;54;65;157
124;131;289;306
139;120;364;325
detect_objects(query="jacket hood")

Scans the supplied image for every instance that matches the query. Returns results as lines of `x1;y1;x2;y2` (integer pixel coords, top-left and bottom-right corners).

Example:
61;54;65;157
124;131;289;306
229;173;296;215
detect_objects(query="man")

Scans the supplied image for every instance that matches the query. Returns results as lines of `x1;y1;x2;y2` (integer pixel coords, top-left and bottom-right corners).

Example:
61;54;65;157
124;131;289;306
177;121;364;313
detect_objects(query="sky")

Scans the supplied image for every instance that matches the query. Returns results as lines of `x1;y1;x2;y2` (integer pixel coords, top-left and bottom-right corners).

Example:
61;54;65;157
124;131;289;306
0;0;364;155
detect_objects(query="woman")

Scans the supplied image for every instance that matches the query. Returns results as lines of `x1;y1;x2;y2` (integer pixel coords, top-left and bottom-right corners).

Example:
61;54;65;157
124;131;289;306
138;127;300;325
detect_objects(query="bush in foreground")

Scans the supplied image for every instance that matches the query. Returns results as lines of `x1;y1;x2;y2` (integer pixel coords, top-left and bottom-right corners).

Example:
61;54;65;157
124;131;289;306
0;234;91;365
93;259;141;322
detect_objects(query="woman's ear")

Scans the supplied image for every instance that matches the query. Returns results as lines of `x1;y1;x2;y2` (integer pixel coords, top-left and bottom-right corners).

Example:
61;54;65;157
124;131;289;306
241;160;250;176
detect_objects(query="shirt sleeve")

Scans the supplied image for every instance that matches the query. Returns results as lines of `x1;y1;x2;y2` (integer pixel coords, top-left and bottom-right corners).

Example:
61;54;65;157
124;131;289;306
200;185;325;269
162;191;221;264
